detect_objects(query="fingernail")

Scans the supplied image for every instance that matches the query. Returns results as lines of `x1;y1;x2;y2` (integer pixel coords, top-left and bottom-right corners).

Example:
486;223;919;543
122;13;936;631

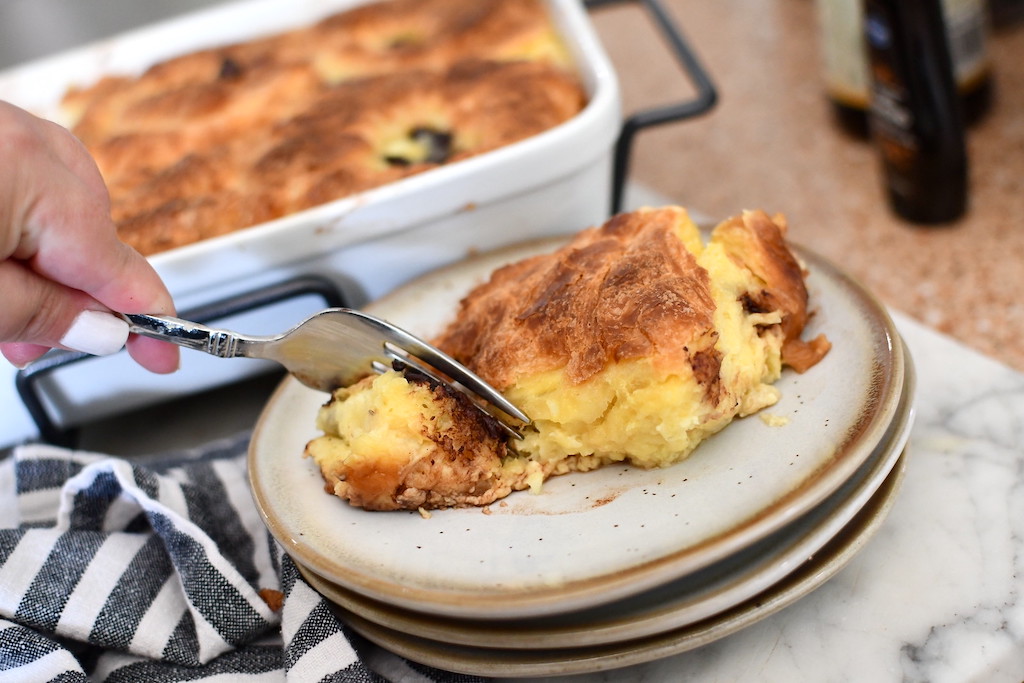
60;310;129;356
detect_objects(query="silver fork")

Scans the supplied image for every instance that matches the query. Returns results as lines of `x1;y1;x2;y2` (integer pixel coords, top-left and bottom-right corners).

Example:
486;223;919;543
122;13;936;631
121;308;529;438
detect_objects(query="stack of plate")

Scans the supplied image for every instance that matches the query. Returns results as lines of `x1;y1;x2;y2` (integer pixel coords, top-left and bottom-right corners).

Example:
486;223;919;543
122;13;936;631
248;237;915;678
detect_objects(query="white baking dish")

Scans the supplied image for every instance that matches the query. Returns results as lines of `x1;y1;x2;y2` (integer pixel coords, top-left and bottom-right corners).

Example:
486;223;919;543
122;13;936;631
0;0;712;447
1;0;621;304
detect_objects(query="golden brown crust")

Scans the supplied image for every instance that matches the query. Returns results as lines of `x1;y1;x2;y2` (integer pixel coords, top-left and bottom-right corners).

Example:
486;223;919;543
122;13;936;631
62;0;584;256
435;207;828;395
434;207;720;390
308;0;562;78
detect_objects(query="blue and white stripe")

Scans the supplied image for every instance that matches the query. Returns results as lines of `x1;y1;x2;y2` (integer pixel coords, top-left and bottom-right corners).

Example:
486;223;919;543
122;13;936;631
0;435;473;681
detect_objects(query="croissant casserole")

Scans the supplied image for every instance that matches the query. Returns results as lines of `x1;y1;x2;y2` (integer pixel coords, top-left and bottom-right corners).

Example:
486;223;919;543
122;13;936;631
305;206;832;511
60;0;585;255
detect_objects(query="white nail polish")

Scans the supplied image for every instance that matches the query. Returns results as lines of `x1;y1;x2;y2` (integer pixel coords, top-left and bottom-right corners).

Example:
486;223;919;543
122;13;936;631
60;310;129;356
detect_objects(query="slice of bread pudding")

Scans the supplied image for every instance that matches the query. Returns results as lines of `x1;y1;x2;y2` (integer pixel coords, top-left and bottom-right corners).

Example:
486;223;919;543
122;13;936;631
305;206;831;510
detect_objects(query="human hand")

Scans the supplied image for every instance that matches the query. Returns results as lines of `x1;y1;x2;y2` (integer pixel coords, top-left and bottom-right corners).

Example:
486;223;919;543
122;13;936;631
0;100;179;373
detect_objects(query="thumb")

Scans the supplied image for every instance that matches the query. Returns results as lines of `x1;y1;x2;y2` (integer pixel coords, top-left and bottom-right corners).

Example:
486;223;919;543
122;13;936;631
0;258;126;360
0;258;177;373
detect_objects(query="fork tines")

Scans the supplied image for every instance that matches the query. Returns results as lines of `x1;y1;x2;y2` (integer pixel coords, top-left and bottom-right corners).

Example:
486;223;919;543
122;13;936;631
373;343;526;439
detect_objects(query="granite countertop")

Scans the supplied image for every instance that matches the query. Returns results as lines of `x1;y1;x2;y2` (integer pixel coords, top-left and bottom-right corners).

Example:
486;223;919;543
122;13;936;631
590;0;1024;373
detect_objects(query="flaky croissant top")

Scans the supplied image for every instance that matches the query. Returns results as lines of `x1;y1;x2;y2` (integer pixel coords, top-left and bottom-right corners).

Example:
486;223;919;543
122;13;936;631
434;207;830;395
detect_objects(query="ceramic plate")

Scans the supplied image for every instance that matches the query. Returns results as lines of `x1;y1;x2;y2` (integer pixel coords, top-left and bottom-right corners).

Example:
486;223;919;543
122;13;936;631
295;352;913;648
249;236;906;619
333;451;908;677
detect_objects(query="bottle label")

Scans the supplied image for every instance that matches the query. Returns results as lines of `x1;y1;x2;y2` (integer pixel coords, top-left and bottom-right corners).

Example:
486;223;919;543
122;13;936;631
871;85;919;173
944;0;991;87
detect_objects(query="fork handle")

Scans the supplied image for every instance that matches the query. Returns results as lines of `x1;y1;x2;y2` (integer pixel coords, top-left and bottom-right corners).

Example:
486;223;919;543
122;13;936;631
122;313;256;359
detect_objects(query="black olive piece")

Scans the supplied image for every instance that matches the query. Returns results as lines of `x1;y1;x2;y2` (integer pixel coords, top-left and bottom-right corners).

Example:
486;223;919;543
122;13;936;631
383;127;454;167
219;57;243;80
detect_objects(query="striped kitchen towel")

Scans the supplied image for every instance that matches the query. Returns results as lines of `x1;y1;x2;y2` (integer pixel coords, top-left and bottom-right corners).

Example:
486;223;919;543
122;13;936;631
0;433;485;682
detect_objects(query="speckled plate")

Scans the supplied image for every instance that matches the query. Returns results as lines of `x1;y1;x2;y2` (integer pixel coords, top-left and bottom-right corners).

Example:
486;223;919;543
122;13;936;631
293;349;912;649
330;451;907;678
249;236;906;620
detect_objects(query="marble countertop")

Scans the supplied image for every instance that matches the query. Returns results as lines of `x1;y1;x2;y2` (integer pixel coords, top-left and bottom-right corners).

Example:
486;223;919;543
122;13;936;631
589;1;1024;374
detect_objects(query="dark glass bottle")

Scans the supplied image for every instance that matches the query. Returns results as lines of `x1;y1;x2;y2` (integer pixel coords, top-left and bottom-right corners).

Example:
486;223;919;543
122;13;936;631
863;0;968;224
817;0;992;139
